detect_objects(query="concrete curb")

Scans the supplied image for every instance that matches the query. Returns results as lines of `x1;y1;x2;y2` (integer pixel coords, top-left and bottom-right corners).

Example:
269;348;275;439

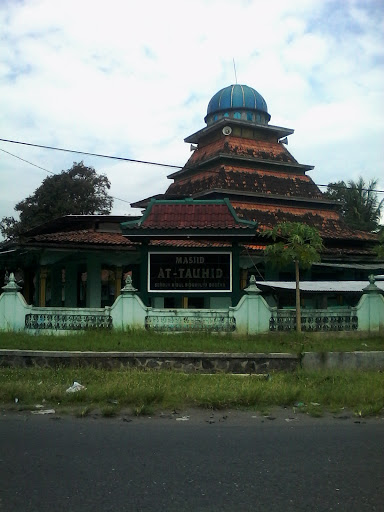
0;349;298;373
0;350;298;359
0;350;383;372
302;351;384;370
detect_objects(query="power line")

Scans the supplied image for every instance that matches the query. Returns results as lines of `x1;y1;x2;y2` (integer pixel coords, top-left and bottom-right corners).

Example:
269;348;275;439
1;137;383;195
0;137;182;169
0;147;132;206
0;148;55;175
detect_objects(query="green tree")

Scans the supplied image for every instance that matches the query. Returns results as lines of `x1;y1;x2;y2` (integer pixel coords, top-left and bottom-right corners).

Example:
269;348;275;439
0;162;113;240
263;222;324;332
324;177;383;232
377;229;384;259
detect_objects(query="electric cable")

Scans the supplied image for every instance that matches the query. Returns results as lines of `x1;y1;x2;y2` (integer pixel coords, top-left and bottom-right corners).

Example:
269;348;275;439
1;137;383;194
0;137;182;169
0;148;132;205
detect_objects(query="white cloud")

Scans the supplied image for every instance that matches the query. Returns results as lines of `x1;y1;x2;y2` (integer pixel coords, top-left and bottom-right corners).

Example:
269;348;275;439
0;0;383;230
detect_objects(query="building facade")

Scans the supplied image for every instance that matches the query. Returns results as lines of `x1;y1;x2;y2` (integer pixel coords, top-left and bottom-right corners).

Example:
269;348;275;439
0;83;382;310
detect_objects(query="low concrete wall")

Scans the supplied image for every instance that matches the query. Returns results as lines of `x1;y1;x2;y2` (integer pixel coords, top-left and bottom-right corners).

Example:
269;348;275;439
0;350;298;373
302;351;384;370
1;275;384;334
1;349;383;372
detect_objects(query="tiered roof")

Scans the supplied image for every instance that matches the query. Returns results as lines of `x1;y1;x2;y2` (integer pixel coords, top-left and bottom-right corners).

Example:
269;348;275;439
130;85;377;253
164;166;323;201
2;84;379;262
122;198;257;240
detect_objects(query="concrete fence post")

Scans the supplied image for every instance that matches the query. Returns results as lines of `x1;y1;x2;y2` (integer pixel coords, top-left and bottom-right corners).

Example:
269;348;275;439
110;275;147;330
232;276;271;334
355;275;384;333
0;273;30;331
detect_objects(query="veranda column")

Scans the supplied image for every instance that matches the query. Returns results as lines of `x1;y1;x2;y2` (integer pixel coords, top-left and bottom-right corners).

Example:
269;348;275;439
139;243;149;306
22;268;33;304
39;266;48;307
64;262;78;307
114;266;123;301
231;243;241;307
86;255;101;308
50;266;63;306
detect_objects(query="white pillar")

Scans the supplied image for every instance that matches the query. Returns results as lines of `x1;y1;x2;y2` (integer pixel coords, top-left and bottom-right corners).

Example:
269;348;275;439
0;273;29;331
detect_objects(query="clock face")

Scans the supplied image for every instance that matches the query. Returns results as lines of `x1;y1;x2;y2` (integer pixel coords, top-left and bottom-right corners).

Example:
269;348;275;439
222;126;232;135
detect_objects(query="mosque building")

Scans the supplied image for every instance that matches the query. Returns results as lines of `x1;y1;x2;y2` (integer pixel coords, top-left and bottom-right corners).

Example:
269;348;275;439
0;84;380;310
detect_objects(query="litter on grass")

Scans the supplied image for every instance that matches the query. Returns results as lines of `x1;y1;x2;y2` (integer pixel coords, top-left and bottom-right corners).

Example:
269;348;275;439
31;409;56;415
176;416;190;421
66;381;87;393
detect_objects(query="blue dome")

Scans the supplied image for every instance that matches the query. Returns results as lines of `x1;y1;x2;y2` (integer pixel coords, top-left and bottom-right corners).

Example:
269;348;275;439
207;84;269;116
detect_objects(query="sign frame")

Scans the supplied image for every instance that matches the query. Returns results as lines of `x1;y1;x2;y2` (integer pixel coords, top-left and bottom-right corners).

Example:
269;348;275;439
147;251;232;293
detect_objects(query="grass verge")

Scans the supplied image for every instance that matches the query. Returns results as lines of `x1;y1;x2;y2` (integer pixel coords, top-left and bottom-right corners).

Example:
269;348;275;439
1;367;383;418
0;330;383;353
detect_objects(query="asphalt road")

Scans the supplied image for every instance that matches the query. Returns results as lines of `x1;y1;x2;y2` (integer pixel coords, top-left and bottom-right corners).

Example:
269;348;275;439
0;410;383;511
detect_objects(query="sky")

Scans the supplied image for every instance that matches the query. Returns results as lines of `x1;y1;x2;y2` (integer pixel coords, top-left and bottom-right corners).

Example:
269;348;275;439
0;0;383;230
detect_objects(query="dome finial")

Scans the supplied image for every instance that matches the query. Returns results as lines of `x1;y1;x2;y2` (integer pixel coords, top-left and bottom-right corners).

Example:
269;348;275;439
233;58;238;84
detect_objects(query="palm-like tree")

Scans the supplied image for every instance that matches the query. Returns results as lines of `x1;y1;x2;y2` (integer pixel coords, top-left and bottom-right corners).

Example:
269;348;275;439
263;222;324;332
377;229;384;259
325;177;383;232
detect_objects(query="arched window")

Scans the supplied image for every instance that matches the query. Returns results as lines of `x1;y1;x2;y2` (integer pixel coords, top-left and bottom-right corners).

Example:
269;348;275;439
234;112;241;119
223;112;229;117
247;112;253;121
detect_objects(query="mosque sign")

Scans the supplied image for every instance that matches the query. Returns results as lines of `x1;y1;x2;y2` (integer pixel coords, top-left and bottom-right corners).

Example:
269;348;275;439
148;252;232;292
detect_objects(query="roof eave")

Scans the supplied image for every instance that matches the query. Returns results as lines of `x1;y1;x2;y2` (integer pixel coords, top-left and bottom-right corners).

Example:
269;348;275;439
23;241;138;251
190;189;334;207
121;229;257;240
167;154;314;179
184;118;294;144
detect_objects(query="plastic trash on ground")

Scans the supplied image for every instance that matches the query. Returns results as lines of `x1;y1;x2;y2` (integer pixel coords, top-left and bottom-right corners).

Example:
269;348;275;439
176;416;190;421
31;409;56;415
66;381;87;393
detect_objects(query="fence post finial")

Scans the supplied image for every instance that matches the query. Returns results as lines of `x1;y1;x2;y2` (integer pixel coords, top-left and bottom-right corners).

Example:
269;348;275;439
2;273;21;292
121;274;137;293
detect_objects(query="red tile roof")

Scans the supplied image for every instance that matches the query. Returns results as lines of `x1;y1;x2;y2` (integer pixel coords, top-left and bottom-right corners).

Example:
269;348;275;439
149;239;232;248
184;136;298;168
21;227;377;258
165;166;322;199
139;202;249;230
30;230;136;247
243;244;268;251
243;243;377;257
233;202;378;241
